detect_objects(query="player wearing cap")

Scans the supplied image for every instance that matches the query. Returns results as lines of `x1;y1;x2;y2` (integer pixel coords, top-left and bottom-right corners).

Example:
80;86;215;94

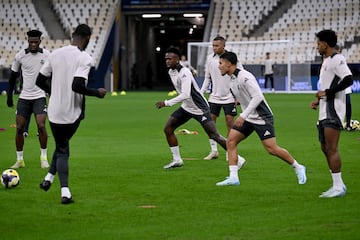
7;29;50;169
36;24;107;204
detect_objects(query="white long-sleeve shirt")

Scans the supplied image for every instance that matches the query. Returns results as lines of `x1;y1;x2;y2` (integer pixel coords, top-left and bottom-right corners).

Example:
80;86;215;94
201;53;235;104
165;65;209;115
229;68;273;125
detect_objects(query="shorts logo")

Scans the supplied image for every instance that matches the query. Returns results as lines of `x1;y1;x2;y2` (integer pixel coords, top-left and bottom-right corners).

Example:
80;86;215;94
232;108;236;112
201;116;207;122
264;130;271;136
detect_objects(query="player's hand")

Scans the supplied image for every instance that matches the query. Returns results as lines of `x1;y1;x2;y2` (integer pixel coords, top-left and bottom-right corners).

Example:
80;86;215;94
97;88;107;98
155;101;165;109
310;100;319;110
315;90;326;98
234;116;245;127
7;94;13;107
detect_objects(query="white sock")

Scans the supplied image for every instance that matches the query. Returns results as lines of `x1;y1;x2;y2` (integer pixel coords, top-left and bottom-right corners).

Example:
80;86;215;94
209;139;218;152
16;151;23;161
61;187;71;198
229;165;238;180
291;160;302;170
170;146;182;161
40;148;47;158
44;173;55;183
331;172;345;190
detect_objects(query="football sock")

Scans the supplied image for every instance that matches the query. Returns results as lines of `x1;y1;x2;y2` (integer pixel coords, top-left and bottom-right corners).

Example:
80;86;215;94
45;173;55;183
170;146;182;161
331;172;345;190
61;187;71;198
209;139;218;152
291;160;301;169
40;148;47;158
16;151;24;161
229;165;238;180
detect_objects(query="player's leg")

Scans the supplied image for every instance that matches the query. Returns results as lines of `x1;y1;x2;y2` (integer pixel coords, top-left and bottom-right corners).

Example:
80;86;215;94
23;116;30;138
260;137;306;184
216;128;246;186
11;99;30;168
163;108;189;169
33;98;49;168
223;103;246;166
204;103;220;160
270;74;275;92
318;121;346;197
264;75;269;90
40;121;80;204
202;120;227;150
251;119;307;184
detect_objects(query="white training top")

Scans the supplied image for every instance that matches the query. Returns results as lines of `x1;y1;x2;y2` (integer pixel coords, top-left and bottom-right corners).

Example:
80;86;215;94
40;45;92;124
201;53;235;104
165;65;209;115
11;48;50;100
229;68;273;125
263;58;274;75
318;53;352;123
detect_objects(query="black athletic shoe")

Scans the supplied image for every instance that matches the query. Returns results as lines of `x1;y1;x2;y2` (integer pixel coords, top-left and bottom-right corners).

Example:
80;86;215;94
39;180;51;191
61;197;74;204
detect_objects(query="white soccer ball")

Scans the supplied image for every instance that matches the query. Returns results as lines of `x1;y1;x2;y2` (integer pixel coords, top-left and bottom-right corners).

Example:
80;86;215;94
1;90;6;96
351;120;360;130
1;169;20;188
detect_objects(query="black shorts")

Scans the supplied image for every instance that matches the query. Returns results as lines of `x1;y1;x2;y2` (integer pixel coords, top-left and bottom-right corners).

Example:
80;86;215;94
171;107;212;126
16;98;47;119
209;102;237;117
232;118;275;140
317;119;342;144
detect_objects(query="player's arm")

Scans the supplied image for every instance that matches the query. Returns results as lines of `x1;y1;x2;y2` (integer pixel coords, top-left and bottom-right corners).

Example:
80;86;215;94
239;76;263;119
72;77;106;98
36;73;51;95
6;71;19;107
200;58;211;93
324;75;353;98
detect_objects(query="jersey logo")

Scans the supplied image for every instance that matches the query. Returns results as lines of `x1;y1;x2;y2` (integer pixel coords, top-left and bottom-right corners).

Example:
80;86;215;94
264;130;271;136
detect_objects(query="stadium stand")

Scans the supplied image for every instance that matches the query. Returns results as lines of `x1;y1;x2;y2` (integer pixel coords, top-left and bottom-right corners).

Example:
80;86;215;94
210;0;360;64
0;0;359;69
0;0;117;68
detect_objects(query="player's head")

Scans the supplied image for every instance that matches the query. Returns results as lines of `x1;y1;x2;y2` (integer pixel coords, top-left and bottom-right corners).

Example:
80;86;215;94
266;52;270;58
316;29;337;55
218;51;237;76
212;36;226;55
165;47;181;69
72;24;92;50
26;30;42;53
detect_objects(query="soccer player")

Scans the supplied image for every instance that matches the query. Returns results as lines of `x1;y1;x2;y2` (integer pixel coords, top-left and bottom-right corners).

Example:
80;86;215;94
200;36;245;166
36;24;107;204
262;52;275;92
311;30;353;198
215;51;307;186
7;29;50;169
155;47;244;170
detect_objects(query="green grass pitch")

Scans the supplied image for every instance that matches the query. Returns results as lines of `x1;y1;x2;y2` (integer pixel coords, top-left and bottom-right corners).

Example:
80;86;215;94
0;92;359;239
